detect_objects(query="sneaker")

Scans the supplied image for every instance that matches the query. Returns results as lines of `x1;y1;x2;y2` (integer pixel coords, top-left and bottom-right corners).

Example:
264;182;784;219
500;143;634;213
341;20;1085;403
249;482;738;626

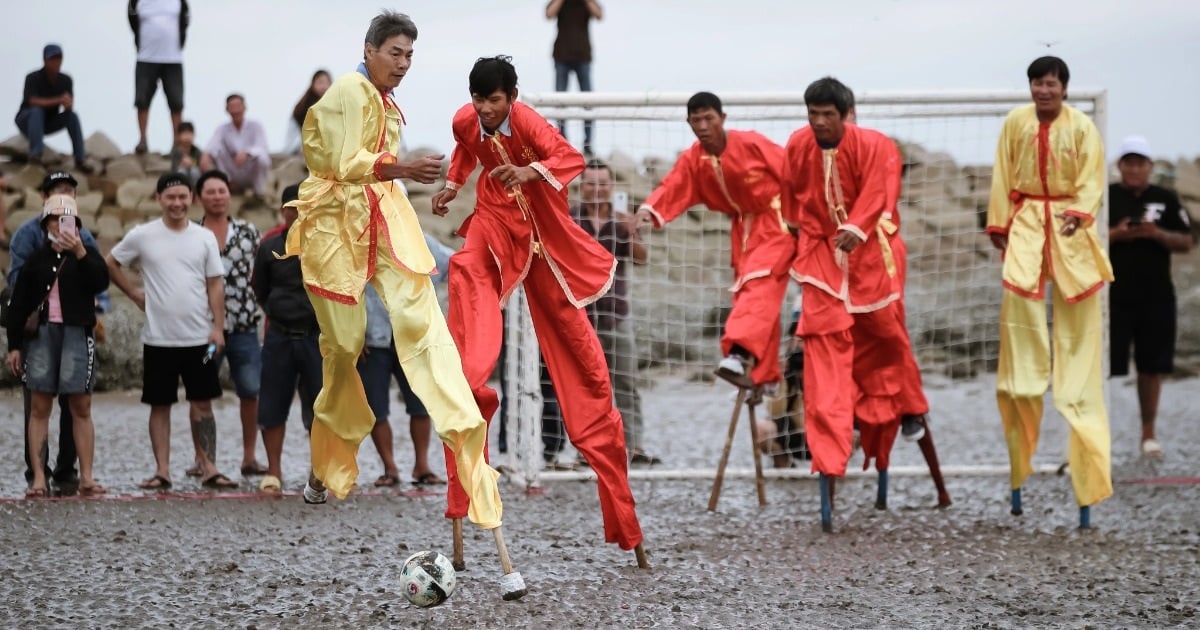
901;415;926;442
303;475;328;504
134;141;148;155
1141;438;1163;458
715;353;756;389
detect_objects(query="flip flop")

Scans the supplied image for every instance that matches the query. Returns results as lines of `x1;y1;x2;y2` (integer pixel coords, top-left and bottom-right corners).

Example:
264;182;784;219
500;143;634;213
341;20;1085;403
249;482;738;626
258;475;282;494
241;462;270;476
25;486;48;498
413;472;446;485
139;475;172;490
374;474;401;487
79;483;108;496
201;473;239;489
185;465;203;478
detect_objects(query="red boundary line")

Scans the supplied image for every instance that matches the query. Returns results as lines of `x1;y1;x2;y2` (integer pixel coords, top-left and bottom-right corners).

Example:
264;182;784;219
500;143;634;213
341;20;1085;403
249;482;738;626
0;488;446;504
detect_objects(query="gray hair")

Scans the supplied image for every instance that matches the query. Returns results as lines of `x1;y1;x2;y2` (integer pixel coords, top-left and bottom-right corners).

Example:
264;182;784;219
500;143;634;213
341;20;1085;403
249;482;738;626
365;10;417;48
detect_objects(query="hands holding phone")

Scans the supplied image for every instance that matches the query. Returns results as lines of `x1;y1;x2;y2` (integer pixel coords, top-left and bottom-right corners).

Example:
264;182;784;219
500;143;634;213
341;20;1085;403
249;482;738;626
53;216;86;259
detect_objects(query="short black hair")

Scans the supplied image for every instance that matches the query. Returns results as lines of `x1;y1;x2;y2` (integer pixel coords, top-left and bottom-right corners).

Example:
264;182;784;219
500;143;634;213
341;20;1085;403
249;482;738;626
584;158;612;176
1027;56;1069;86
195;170;230;194
226;93;244;106
281;183;301;206
469;55;518;99
686;92;723;116
156;171;193;194
176;121;194;134
804;77;853;116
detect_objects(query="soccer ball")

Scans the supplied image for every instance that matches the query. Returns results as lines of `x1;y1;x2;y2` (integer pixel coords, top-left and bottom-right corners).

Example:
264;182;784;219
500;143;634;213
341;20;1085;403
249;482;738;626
401;550;457;607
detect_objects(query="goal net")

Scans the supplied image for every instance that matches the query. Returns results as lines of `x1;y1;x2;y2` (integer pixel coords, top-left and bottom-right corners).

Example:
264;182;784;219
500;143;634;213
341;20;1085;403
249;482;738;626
496;90;1107;487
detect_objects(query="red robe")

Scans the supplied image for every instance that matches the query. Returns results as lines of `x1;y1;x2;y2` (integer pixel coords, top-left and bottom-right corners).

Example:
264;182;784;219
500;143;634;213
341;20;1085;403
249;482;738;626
641;130;795;384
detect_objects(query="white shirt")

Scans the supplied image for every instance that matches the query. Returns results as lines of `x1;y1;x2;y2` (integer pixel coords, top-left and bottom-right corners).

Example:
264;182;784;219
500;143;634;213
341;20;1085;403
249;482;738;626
111;219;224;347
136;0;184;64
206;120;271;161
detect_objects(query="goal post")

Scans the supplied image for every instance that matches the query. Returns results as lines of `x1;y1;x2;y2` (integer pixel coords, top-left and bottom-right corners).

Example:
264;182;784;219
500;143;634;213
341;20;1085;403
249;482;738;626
497;89;1108;485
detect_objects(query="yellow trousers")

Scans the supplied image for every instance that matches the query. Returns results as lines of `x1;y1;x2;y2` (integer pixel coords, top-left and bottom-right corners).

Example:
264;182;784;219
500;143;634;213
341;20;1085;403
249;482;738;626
996;286;1111;506
306;254;502;528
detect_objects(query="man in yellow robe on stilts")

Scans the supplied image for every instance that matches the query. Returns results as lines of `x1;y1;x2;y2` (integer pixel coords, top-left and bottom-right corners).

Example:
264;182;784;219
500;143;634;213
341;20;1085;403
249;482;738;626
986;56;1113;528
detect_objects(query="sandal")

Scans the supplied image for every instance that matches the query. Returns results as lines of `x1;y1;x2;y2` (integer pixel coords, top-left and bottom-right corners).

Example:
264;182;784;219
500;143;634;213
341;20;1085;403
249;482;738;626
413;472;446;485
25;486;48;499
201;473;239;489
374;474;401;487
241;462;269;476
139;475;172;490
185;465;203;478
79;483;108;496
258;475;282;494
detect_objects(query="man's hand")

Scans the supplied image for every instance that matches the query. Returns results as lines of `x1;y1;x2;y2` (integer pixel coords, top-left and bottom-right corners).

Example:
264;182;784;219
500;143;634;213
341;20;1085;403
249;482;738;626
234;151;250;167
199;153;214;172
384;154;444;184
6;350;22;378
834;229;864;253
489;164;540;189
432;188;458;217
208;328;226;354
989;232;1008;252
1055;213;1081;237
617;209;642;238
60;94;74;110
634;207;656;229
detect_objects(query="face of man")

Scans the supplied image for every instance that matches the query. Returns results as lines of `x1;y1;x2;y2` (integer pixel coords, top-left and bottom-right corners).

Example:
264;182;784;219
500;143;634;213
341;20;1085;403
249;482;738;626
1029;73;1066;118
200;178;231;216
364;34;414;92
280;206;299;228
226;97;246;126
687;107;726;152
44;55;62;75
158;185;192;223
580;167;613;205
472;88;516;133
807;103;846;145
1118;154;1152;192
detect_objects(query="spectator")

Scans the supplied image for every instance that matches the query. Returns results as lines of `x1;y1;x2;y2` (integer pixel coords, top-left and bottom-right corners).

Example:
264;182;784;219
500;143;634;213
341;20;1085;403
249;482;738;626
105;172;237;490
196;170;265;477
200;94;271;198
251;183;320;493
1108;135;1194;458
169;121;202;183
8;171;105;489
286;70;331;154
6;195;109;497
14;44;92;173
546;0;601;155
0;172;8;244
128;0;189;154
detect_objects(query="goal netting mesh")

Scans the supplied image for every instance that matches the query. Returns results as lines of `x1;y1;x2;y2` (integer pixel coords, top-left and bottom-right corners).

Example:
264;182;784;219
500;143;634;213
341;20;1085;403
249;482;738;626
494;90;1107;487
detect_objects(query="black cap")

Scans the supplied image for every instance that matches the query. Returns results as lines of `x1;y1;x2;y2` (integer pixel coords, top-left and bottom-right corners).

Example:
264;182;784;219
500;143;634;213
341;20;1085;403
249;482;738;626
156;171;193;194
281;183;301;206
41;171;78;194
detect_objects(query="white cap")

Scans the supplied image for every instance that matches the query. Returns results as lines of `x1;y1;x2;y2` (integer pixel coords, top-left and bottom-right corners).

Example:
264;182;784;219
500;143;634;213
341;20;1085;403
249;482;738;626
1116;135;1153;160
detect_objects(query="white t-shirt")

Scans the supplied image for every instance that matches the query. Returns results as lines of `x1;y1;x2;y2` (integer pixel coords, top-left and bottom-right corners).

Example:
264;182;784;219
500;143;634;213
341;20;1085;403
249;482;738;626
111;219;224;347
136;0;184;64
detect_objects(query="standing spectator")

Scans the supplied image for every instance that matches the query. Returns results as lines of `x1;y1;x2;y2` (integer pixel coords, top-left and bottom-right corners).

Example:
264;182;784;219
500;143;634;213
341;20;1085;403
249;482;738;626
252;183;321;493
285;70;331;154
200;95;271;198
128;0;189;154
5;195;109;497
8;171;104;489
1108;135;1194;458
0;172;8;244
196;170;265;477
546;0;601;155
14;44;92;172
105;172;237;490
169;121;202;183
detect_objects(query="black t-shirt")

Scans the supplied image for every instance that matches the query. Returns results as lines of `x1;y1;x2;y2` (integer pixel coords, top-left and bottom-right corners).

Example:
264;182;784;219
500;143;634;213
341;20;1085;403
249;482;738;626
552;0;593;63
573;204;629;328
1108;183;1191;302
20;69;73;114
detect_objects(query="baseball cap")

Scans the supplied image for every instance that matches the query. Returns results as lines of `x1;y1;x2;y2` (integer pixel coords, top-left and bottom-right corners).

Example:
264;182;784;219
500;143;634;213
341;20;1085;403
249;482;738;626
41;194;79;224
1117;135;1153;161
156;171;193;194
41;171;78;194
43;44;63;60
281;183;301;207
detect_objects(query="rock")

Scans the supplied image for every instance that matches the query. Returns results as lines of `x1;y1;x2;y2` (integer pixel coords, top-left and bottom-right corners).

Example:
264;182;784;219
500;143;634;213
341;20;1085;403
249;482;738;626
6;163;47;192
138;153;173;176
105;155;146;181
76;191;103;216
117;178;156;210
93;295;147;391
96;215;123;239
85;132;122;161
0;135;31;158
6;210;38;235
89;176;121;204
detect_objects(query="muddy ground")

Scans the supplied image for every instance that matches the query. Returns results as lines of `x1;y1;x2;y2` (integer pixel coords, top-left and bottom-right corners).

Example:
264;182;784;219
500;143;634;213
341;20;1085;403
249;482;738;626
0;373;1197;628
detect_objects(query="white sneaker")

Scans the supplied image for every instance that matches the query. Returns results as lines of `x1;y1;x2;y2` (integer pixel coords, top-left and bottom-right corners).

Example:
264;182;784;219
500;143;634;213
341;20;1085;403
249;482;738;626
1141;438;1164;458
303;481;328;504
717;355;746;375
715;354;755;389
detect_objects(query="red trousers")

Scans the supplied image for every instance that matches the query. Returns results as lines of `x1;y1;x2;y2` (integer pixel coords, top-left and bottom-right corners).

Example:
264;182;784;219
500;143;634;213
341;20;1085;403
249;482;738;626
444;244;643;551
721;270;790;385
799;285;925;475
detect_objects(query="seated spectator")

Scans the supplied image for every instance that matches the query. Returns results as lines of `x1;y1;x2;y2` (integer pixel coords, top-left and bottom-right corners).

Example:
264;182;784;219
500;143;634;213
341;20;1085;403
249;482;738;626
285;70;331;154
169;121;202;183
200;94;270;197
14;44;92;173
5;195;109;497
251;183;321;492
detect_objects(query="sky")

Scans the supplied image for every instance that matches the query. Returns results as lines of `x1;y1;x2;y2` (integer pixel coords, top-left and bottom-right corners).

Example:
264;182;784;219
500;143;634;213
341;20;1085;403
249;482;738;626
3;0;1199;166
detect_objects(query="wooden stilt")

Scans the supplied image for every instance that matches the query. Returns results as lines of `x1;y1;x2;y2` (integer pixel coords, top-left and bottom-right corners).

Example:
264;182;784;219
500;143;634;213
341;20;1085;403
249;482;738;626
707;387;748;512
491;527;527;601
746;394;767;507
451;518;466;571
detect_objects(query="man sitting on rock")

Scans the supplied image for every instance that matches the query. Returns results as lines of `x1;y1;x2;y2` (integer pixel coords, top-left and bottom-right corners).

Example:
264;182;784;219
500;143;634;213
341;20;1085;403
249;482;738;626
200;94;270;199
14;44;93;173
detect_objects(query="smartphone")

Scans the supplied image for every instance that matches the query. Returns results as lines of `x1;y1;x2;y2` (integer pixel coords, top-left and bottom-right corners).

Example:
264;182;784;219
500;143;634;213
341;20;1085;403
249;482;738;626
612;191;629;215
58;215;77;238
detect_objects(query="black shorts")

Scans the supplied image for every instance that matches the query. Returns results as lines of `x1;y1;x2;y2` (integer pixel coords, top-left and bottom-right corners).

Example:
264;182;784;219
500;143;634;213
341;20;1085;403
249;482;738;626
1110;298;1176;376
134;62;184;112
142;344;222;406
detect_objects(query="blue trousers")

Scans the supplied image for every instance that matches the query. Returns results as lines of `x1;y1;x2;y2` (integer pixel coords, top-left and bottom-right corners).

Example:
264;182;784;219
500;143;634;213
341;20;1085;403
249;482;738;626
15;107;86;163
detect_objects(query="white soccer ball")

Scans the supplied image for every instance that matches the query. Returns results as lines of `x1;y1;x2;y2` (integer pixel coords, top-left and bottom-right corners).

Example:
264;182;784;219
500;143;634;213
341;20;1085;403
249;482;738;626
401;550;457;607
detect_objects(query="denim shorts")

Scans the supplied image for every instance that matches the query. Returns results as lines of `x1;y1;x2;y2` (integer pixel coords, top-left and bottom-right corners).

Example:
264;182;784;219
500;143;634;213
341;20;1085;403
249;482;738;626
218;330;262;399
22;324;96;395
357;343;428;421
257;326;321;430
